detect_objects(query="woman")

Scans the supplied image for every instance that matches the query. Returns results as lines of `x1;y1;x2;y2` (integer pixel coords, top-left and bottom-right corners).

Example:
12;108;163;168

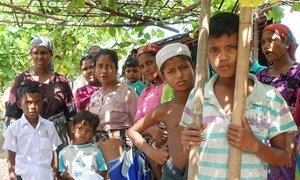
6;36;76;146
75;54;101;111
256;23;300;180
88;49;138;163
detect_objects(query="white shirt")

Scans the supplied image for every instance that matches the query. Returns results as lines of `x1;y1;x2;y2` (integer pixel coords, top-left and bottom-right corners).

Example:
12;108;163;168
2;114;62;180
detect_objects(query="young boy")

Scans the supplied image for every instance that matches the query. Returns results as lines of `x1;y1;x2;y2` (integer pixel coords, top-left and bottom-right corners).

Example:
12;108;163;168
180;12;297;179
58;110;107;179
2;84;62;180
128;42;195;179
123;57;146;96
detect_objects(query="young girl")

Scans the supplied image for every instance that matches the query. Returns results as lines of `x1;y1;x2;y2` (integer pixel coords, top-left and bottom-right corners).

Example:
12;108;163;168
122;57;145;96
88;49;138;177
76;54;101;111
135;44;166;179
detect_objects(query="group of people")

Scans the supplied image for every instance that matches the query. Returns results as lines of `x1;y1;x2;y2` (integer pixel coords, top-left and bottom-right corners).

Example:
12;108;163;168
1;11;300;180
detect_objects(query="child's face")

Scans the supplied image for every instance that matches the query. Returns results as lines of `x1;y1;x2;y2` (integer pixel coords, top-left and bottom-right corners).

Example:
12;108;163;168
162;57;194;92
95;55;117;85
72;121;93;145
137;53;159;81
207;33;238;79
125;66;140;83
81;60;97;84
18;92;42;122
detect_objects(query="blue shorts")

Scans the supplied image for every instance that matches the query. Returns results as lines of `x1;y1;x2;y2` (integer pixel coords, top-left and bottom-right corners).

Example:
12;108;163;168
161;159;188;180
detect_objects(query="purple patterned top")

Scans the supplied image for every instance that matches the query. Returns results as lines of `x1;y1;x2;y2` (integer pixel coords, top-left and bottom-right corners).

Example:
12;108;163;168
256;63;300;107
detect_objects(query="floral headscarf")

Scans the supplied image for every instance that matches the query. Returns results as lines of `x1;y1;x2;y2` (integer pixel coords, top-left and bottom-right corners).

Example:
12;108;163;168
136;44;160;58
262;23;298;60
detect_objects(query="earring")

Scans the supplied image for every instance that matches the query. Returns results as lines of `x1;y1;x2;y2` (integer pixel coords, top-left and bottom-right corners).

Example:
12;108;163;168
286;45;289;49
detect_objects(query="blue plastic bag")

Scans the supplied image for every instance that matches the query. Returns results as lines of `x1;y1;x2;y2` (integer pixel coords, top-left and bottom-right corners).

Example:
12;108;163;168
108;148;151;180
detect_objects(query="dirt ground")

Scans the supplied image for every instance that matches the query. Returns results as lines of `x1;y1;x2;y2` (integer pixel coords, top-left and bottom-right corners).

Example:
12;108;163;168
0;121;9;179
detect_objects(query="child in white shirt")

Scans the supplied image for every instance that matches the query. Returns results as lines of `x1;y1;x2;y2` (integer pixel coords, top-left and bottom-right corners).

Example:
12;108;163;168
2;84;62;180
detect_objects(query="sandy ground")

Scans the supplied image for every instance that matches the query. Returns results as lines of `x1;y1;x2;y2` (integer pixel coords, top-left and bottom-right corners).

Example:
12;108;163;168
0;121;9;179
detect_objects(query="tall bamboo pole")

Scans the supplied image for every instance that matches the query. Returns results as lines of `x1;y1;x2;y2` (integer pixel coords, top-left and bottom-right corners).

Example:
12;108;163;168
228;6;253;179
188;0;210;179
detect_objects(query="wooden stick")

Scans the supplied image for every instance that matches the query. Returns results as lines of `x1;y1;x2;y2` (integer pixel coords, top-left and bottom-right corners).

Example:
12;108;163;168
228;6;253;179
188;0;210;179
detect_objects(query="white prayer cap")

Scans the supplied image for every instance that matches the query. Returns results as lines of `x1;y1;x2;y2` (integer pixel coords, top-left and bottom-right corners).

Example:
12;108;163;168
156;43;191;70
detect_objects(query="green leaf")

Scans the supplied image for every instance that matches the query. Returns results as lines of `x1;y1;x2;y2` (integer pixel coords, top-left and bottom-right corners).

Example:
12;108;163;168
265;6;284;22
139;39;147;44
294;2;300;11
144;33;151;40
157;29;164;38
66;0;76;12
109;28;116;36
76;0;85;8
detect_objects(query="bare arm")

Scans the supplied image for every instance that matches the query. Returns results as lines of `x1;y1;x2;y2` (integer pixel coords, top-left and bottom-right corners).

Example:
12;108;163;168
7;150;16;180
98;171;107;180
127;107;168;165
228;116;289;166
52;151;58;180
6;117;17;125
67;121;73;142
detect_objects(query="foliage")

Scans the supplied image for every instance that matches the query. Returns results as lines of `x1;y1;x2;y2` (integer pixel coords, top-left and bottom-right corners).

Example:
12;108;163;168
0;0;297;92
264;5;284;22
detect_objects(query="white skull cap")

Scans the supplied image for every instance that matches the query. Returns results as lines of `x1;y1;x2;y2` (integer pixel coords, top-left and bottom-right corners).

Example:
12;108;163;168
156;42;191;70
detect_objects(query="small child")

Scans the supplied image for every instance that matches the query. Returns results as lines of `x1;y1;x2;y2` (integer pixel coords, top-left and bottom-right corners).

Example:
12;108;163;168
128;43;195;179
58;110;107;179
180;12;297;179
122;57;146;96
2;84;62;180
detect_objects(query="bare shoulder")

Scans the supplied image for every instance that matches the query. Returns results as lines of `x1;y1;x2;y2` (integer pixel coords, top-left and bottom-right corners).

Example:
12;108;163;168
149;102;174;118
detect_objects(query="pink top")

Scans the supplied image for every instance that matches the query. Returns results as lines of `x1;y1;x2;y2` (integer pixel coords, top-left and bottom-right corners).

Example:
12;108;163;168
89;84;138;131
76;85;99;111
135;83;164;120
294;89;300;126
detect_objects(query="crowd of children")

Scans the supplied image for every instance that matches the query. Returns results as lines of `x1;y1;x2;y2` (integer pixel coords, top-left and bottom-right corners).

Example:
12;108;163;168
1;11;299;180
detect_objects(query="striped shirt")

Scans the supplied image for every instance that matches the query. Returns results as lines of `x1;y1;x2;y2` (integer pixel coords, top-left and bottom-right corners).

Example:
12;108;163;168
180;74;297;179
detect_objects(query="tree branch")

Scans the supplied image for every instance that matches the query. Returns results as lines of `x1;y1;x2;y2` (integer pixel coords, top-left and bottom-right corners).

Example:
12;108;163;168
0;2;68;22
0;18;185;31
163;1;201;20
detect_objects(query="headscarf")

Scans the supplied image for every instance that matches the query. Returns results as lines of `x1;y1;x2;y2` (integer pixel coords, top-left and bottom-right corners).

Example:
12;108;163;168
136;44;160;58
29;36;53;54
262;24;298;60
29;36;54;71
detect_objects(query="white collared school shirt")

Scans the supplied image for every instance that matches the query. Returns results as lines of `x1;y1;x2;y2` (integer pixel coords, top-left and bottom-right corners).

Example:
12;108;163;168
2;114;62;180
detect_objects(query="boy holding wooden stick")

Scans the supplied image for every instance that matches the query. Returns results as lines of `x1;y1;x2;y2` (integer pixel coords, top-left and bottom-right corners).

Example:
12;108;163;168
180;12;297;179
